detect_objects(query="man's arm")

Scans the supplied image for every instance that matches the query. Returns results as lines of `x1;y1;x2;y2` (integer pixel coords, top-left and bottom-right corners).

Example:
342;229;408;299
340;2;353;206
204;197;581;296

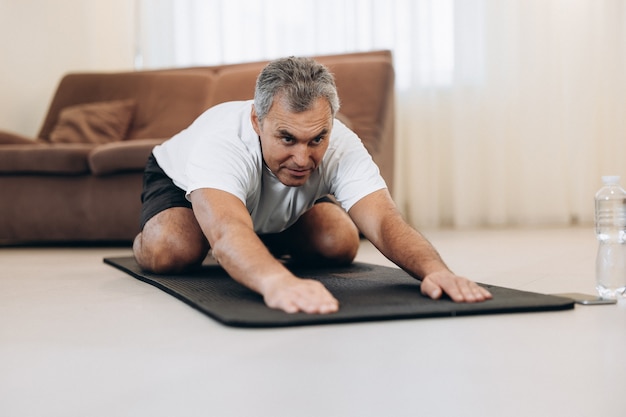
348;189;491;303
189;188;339;314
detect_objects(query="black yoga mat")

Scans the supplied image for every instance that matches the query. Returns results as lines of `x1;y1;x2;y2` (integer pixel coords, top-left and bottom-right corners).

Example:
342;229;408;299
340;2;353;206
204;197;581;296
104;256;574;328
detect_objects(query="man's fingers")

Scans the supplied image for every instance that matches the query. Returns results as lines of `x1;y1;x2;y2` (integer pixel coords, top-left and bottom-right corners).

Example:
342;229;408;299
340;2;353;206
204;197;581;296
289;298;339;314
454;279;478;302
420;279;443;300
463;281;492;302
447;280;491;303
265;278;339;314
301;300;339;314
293;283;339;314
475;285;493;301
421;272;492;303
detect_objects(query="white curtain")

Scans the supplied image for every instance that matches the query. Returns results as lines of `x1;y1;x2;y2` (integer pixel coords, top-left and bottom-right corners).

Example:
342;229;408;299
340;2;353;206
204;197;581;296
137;0;626;228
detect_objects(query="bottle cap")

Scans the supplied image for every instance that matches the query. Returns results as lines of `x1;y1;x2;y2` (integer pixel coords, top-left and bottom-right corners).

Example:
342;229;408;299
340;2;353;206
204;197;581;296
602;175;620;184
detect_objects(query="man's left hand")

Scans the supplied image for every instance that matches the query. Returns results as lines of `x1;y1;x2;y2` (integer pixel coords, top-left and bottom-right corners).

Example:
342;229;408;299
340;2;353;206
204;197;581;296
420;270;492;303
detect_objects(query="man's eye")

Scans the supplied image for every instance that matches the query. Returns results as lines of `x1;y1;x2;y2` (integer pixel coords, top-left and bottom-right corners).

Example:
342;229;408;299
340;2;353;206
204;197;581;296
281;136;294;144
312;136;324;145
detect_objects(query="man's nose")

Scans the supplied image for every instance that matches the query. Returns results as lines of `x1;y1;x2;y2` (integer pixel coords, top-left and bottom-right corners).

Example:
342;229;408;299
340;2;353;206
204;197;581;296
292;144;310;166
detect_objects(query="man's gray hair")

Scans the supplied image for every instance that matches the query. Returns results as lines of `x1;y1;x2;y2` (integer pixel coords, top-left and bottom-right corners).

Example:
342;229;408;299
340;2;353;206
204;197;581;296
254;56;340;124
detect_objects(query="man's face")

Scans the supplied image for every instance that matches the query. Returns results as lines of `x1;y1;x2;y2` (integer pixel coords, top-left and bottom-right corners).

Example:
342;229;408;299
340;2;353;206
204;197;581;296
251;96;333;187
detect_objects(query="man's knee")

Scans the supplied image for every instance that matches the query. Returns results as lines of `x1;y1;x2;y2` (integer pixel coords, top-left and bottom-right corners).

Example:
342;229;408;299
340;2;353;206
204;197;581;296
290;201;360;265
133;232;208;274
133;207;209;274
313;224;360;264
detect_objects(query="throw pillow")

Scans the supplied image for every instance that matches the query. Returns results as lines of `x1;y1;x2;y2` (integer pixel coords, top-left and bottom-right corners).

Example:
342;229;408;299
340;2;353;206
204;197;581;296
49;99;136;144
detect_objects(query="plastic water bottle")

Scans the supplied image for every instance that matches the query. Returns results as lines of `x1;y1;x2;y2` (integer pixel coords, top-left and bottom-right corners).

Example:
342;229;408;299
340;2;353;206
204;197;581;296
595;175;626;299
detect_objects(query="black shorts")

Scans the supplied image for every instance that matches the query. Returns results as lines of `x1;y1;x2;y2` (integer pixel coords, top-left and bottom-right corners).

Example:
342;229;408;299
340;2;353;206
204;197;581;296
139;153;191;230
139;153;337;232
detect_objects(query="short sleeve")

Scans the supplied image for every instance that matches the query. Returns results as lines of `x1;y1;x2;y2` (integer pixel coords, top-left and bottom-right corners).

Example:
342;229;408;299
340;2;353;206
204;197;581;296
323;121;387;212
185;132;258;204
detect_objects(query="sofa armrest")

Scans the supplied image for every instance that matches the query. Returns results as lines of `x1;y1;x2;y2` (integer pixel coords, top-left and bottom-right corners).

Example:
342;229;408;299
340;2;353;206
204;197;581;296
0;130;39;145
88;138;165;176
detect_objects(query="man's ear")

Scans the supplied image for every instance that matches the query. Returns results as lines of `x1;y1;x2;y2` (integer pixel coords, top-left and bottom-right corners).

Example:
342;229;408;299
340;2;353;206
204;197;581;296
251;104;261;135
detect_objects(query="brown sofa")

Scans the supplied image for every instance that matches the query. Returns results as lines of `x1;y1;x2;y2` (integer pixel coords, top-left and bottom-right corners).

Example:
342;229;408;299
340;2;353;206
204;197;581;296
0;50;395;245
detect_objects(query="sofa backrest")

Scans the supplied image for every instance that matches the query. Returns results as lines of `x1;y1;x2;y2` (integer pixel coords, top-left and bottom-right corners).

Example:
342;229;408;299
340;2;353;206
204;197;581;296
38;50;395;191
38;71;216;141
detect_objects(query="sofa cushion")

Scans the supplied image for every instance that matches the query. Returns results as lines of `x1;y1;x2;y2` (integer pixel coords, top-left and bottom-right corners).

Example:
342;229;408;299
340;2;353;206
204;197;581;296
0;143;93;174
48;99;136;145
89;138;164;176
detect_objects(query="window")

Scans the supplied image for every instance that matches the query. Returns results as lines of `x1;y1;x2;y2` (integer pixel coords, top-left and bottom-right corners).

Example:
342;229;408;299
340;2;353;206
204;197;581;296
136;0;461;88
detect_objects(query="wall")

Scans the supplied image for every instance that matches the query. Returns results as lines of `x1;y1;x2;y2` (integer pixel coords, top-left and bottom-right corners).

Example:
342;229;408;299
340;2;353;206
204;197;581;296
0;0;135;137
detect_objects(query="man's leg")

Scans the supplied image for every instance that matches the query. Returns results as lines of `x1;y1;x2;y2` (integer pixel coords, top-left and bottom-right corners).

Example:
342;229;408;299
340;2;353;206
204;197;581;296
133;207;209;274
133;153;210;274
274;200;360;265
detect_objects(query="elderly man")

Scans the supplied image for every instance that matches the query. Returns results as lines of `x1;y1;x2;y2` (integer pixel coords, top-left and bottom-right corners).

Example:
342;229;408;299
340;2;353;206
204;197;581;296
133;56;491;314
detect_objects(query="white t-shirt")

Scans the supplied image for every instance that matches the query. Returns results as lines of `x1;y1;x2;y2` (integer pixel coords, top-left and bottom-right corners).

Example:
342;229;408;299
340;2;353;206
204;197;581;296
153;100;386;234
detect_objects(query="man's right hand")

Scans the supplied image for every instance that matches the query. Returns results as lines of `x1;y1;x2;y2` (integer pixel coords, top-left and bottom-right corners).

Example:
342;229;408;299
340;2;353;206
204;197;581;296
262;275;339;314
190;189;339;315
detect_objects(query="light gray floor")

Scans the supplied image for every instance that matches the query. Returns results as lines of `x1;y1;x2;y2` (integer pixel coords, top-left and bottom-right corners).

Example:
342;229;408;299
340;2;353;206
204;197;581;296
1;227;625;417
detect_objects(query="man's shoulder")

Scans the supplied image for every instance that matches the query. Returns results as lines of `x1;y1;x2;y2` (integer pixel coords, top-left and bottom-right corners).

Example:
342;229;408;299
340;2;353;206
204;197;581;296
189;100;256;141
